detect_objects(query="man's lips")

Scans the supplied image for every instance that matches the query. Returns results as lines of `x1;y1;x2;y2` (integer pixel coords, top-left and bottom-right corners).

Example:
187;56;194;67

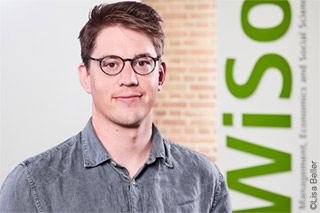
113;94;142;103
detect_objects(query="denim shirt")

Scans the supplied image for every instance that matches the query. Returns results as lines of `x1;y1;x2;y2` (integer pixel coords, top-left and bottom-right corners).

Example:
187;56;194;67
0;119;231;212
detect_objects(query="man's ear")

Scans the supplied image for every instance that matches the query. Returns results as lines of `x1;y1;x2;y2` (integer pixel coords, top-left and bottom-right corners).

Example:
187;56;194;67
158;61;166;91
78;63;92;94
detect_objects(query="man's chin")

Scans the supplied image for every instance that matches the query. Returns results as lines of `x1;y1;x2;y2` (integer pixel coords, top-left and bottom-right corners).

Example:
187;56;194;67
116;120;141;128
111;114;145;128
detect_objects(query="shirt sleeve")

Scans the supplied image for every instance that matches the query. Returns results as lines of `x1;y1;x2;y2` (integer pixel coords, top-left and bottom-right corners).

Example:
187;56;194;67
0;164;39;212
211;171;232;213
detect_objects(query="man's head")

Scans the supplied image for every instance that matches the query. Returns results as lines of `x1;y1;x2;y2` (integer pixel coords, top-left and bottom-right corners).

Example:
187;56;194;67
79;1;165;67
78;1;166;128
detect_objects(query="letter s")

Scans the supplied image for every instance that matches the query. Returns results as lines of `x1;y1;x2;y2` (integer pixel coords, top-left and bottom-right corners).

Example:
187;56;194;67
225;54;292;99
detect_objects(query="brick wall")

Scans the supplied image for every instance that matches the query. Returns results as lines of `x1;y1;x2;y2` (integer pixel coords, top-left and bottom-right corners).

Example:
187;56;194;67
142;0;217;162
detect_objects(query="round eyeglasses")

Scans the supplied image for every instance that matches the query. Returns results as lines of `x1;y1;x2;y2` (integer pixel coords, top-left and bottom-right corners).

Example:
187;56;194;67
89;55;160;76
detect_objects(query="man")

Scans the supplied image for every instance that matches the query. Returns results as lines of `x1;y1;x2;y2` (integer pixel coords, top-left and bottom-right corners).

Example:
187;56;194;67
0;1;231;212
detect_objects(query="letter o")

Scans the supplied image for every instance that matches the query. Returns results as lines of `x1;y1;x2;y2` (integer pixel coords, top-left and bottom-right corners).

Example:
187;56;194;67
241;0;291;41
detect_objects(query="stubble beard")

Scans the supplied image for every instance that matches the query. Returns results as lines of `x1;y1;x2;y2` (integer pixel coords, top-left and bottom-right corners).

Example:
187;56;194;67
99;101;154;129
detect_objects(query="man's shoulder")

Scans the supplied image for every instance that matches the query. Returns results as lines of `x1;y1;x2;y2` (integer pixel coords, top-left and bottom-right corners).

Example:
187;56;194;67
163;138;220;176
0;132;82;209
21;132;81;172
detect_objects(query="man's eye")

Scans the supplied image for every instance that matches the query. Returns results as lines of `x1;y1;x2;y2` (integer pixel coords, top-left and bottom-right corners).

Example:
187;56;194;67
136;59;152;67
102;60;119;69
106;63;116;68
138;61;149;66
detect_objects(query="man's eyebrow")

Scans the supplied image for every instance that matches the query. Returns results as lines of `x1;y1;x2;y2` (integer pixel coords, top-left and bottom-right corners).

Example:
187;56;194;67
134;53;152;57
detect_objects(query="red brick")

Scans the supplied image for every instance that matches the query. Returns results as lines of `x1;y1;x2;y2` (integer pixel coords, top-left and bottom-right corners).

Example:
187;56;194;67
190;67;215;73
168;75;181;81
169;40;181;46
191;102;215;108
199;93;210;99
170;128;182;134
184;40;196;46
168;67;187;72
163;119;186;125
162;13;187;19
190;49;215;55
199;128;211;134
155;111;166;116
164;46;186;55
185;111;196;117
163;102;186;107
190;13;215;19
170;93;181;98
184;76;195;81
198;4;214;10
169;58;182;64
191;137;216;143
198;76;211;82
170;110;181;116
163;84;187;90
191;84;215;90
170;4;183;10
185;128;196;134
184;93;196;99
184;4;196;10
191;120;215;126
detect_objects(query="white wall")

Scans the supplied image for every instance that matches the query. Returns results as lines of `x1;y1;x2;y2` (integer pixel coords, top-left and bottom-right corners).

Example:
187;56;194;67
0;0;138;185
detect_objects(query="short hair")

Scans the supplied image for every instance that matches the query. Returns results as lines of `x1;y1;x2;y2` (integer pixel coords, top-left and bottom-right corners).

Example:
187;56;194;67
78;1;165;67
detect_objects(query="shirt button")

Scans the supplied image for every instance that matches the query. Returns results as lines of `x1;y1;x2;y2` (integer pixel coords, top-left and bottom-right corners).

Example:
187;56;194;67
132;180;136;185
111;161;117;167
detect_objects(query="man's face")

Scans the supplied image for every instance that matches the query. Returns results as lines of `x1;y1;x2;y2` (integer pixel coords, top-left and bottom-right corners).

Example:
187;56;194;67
79;26;166;128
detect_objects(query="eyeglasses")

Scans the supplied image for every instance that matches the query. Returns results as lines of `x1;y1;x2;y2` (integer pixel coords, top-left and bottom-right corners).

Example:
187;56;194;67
89;55;160;76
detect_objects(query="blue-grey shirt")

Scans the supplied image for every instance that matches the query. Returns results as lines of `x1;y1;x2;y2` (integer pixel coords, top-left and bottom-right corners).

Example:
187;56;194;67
0;119;231;212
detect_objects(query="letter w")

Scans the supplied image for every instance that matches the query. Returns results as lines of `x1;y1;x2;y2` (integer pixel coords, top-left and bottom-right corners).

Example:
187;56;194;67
227;136;291;212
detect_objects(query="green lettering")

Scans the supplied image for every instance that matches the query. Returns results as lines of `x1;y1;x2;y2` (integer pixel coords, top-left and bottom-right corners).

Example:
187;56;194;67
226;54;292;99
241;0;291;41
227;136;291;212
243;114;291;128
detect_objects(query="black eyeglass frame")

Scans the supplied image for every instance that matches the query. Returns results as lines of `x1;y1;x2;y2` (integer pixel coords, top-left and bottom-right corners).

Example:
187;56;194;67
89;55;160;76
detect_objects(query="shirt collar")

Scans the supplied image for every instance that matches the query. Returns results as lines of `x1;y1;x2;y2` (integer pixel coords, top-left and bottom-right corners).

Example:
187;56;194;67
146;124;173;168
81;118;173;168
81;118;112;167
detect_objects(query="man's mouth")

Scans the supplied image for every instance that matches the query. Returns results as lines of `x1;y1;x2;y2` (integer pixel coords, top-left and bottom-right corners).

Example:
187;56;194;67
114;94;142;103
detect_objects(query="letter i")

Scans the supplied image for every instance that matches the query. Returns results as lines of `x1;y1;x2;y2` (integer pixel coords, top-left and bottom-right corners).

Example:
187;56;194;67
223;113;233;126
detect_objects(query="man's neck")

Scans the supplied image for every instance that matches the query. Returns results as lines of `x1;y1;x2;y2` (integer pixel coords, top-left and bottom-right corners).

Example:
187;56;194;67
91;115;153;178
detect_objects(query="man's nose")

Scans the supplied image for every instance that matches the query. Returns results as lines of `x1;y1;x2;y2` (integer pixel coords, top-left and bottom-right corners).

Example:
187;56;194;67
117;62;138;86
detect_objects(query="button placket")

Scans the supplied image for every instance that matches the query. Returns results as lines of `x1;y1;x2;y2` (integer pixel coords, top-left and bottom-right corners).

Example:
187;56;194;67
129;178;141;212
